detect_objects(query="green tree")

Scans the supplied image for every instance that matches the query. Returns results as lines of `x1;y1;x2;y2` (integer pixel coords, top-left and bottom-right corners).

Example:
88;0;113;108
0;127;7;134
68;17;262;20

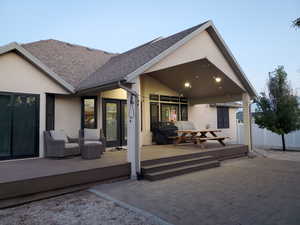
293;17;300;28
254;66;300;151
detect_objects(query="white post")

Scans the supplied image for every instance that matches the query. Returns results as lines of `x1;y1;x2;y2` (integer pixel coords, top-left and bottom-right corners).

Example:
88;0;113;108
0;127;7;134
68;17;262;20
242;93;252;151
127;78;141;179
39;93;46;158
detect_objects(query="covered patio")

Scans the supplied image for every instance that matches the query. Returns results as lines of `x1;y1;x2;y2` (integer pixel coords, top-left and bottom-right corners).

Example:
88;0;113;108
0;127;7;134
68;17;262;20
76;21;256;179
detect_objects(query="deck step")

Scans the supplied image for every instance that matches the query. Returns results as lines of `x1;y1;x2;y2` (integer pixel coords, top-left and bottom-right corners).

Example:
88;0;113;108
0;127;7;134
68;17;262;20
142;155;215;173
219;153;248;161
144;160;220;181
141;145;248;166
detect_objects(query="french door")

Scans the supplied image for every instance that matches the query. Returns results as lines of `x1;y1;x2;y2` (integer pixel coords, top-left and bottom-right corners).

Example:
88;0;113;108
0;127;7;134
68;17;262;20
102;99;127;147
0;92;39;160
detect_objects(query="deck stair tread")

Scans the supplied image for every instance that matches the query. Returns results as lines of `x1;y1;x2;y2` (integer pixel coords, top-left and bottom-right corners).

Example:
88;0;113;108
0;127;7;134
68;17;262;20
144;160;220;181
142;155;214;173
141;145;248;166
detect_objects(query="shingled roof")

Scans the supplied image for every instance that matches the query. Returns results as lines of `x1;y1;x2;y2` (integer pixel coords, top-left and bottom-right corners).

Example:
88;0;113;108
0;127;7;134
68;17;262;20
22;39;116;87
76;21;208;91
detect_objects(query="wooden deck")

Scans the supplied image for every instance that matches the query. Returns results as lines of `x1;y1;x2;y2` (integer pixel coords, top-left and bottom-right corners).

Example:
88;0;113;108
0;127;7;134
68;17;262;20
0;143;248;207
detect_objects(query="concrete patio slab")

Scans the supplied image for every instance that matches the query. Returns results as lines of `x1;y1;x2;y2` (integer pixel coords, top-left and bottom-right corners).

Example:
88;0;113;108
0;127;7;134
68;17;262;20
91;157;300;225
254;148;300;162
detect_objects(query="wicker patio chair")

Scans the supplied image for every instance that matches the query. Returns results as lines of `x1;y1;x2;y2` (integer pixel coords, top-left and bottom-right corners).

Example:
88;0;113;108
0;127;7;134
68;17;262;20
44;130;80;158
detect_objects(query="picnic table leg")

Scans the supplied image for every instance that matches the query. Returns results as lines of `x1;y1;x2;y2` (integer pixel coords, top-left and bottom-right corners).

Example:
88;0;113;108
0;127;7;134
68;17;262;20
198;132;208;148
191;132;198;144
219;139;226;146
210;131;226;146
175;136;182;145
175;133;187;145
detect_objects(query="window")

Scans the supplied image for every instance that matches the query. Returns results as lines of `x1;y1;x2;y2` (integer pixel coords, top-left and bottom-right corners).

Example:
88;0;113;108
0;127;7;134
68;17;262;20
150;102;159;131
149;94;188;131
161;104;179;122
81;96;97;129
46;94;55;130
181;104;188;121
217;106;229;129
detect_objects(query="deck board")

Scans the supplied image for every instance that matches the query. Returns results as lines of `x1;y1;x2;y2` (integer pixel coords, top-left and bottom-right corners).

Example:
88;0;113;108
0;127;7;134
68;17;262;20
0;143;248;202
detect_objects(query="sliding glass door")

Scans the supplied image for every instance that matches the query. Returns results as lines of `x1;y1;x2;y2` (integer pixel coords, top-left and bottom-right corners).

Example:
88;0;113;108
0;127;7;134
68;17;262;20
0;92;39;160
0;94;12;158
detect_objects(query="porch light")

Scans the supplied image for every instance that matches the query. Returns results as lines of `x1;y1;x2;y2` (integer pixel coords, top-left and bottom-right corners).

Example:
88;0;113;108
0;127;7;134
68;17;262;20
214;77;222;83
184;81;191;88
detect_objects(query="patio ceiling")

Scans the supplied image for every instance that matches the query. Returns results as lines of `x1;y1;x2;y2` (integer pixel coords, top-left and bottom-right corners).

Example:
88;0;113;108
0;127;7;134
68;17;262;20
144;58;246;104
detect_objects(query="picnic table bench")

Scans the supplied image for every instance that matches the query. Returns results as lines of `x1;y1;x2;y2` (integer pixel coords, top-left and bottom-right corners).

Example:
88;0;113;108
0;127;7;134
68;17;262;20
175;129;229;148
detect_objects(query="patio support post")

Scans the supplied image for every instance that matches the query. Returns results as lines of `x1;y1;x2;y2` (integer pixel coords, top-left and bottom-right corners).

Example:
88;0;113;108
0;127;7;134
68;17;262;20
242;93;252;152
126;78;141;179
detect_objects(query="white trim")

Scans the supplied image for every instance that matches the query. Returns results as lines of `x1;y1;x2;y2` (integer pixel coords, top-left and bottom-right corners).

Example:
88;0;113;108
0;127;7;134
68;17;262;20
125;21;211;82
0;42;75;93
124;20;256;98
208;24;257;97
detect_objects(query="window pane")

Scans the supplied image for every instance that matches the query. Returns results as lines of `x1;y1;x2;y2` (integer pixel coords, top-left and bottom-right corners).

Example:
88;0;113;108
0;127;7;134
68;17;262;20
106;103;118;141
84;99;96;128
217;106;229;129
161;104;178;122
150;103;159;131
181;104;188;121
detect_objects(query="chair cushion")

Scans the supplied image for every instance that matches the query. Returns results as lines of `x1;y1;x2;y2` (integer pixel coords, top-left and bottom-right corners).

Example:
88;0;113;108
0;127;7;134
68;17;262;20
84;129;99;141
50;130;68;143
65;143;79;149
85;141;102;145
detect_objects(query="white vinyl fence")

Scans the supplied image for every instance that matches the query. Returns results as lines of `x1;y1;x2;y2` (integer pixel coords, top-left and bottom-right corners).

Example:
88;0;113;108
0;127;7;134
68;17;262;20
237;122;300;151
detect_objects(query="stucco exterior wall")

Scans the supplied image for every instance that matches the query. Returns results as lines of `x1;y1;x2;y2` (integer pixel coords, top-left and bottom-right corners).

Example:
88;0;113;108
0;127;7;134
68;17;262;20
54;96;81;138
0;52;69;94
189;104;238;143
0;52;70;158
146;30;245;91
140;75;179;145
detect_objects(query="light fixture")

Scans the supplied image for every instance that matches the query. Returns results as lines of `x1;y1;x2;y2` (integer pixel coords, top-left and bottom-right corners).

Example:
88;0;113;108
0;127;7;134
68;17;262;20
214;76;222;83
184;81;191;88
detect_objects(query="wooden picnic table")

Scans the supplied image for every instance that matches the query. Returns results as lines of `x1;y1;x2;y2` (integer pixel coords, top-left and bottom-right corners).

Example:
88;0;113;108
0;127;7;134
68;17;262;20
175;129;228;147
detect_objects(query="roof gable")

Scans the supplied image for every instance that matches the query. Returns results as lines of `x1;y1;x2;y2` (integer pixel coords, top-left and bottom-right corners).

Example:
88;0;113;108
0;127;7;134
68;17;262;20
76;21;208;91
77;21;256;97
145;30;245;91
0;42;75;93
22;39;116;87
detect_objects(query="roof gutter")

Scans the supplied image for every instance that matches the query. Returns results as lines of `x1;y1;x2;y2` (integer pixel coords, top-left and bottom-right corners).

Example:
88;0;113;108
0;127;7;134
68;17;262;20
76;79;138;96
76;79;123;94
117;81;138;96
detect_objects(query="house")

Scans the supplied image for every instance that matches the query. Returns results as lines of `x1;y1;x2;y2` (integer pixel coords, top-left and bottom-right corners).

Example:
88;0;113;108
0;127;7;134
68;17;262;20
0;20;255;179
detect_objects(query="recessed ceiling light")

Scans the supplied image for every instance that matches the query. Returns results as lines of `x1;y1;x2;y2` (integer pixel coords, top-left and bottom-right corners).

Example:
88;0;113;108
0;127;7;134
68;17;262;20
214;77;222;83
184;81;191;88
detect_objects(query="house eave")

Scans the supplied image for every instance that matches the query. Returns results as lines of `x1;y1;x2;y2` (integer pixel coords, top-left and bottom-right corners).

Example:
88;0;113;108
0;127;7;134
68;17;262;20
76;78;128;94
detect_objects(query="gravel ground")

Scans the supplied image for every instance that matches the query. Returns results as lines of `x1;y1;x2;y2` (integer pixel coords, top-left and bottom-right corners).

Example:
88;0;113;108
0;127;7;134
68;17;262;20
0;191;160;225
